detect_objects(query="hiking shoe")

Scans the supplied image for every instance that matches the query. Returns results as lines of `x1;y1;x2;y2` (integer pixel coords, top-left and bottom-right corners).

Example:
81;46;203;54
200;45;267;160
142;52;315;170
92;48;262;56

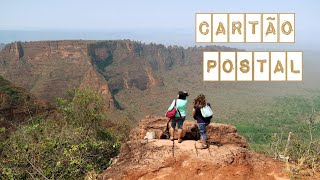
198;143;208;149
170;136;174;141
178;139;183;143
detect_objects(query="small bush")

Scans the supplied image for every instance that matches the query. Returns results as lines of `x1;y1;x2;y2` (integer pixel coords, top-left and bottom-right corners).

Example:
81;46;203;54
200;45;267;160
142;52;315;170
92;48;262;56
56;88;105;131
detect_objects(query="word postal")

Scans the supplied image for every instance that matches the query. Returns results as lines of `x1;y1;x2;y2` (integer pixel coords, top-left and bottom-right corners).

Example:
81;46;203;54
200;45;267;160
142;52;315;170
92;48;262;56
196;13;303;81
203;51;302;81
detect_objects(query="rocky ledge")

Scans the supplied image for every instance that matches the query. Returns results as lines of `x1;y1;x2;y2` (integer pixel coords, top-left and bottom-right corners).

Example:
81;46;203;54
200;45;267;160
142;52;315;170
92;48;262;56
97;116;289;180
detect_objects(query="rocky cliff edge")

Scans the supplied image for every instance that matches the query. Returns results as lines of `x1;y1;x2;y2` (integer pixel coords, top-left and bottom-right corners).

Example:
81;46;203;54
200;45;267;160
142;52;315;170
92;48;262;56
97;116;289;180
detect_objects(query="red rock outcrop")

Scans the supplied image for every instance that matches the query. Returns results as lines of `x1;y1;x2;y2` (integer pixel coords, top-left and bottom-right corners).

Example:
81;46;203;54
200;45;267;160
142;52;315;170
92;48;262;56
130;116;248;148
98;117;289;180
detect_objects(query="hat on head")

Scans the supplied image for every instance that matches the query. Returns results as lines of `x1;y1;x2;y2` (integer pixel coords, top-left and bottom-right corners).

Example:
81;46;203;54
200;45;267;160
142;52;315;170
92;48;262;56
179;91;189;97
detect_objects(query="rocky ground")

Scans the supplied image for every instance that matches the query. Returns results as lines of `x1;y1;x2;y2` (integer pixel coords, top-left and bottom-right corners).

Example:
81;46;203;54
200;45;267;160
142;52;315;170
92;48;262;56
97;116;290;180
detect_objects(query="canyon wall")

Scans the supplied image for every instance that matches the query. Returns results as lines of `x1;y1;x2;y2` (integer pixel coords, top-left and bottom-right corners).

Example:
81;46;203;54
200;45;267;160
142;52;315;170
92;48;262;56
0;40;235;110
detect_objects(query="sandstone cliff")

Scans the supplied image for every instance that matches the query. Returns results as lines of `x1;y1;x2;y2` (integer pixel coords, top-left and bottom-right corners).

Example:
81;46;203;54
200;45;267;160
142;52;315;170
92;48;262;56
0;40;235;111
0;41;93;100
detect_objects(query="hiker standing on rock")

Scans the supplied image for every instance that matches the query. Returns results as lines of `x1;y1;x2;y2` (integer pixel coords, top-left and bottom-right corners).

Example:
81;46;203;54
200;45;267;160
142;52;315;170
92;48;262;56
166;91;189;143
193;94;213;149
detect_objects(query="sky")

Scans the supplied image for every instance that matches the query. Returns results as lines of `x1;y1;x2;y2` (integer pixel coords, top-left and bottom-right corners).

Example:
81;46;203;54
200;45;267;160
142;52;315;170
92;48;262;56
0;0;319;49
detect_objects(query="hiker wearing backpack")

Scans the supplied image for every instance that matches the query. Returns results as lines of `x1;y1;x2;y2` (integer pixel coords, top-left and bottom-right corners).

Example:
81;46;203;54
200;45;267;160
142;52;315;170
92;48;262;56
166;91;189;143
193;94;213;149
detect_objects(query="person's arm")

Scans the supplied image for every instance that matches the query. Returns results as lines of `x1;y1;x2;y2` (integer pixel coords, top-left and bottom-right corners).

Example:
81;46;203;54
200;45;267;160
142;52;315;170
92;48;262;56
167;100;175;110
192;108;196;117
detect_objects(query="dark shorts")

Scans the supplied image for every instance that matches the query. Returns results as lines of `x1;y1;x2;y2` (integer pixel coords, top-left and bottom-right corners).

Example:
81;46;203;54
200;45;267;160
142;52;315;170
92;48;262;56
170;116;186;129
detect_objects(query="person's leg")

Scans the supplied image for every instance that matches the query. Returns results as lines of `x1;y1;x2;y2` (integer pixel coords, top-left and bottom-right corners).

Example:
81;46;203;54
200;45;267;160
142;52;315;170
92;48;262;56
177;117;185;143
170;118;177;140
198;123;207;141
177;129;183;143
197;123;208;149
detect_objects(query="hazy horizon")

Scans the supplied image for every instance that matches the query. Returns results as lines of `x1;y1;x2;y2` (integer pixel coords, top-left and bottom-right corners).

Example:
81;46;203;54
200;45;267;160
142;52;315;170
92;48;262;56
1;0;320;50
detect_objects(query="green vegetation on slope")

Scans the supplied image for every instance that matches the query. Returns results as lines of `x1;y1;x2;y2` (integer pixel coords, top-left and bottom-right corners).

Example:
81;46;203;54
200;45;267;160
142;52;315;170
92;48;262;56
0;75;31;105
215;95;320;148
213;95;320;175
0;75;51;139
0;88;128;179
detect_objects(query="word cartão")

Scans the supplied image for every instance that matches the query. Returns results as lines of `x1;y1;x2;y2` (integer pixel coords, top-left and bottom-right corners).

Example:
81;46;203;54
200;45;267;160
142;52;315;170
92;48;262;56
196;13;295;43
203;51;302;81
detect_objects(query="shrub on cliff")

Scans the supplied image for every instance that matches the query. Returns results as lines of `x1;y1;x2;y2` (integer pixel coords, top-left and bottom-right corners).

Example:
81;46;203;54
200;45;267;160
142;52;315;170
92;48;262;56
0;88;122;179
0;75;31;106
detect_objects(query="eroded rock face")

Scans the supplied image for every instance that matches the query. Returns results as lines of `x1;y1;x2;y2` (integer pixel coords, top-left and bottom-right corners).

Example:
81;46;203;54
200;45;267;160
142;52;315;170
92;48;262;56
129;116;248;148
0;41;113;110
0;41;96;103
79;67;115;110
87;41;164;92
0;40;167;109
0;40;237;111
